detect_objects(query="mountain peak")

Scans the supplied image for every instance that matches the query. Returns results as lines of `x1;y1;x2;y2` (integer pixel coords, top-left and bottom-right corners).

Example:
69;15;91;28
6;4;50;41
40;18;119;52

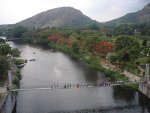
16;7;94;28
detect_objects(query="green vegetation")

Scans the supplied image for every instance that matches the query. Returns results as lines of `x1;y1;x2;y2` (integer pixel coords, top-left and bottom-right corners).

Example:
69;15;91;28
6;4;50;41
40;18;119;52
136;57;150;65
13;69;21;87
123;82;139;90
0;43;21;85
50;43;128;81
0;56;9;81
11;48;21;59
1;20;150;89
5;26;28;38
15;59;25;65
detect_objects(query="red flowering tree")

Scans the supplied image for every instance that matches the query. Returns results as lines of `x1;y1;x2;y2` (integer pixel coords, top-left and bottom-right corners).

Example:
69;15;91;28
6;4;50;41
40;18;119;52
95;41;114;56
48;35;60;43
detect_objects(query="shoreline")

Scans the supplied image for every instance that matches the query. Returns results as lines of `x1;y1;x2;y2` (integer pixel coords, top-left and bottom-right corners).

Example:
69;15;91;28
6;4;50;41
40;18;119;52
49;44;141;81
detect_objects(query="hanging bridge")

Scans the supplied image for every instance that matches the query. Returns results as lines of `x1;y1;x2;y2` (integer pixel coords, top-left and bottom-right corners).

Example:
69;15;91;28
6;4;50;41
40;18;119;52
6;70;145;92
8;80;141;92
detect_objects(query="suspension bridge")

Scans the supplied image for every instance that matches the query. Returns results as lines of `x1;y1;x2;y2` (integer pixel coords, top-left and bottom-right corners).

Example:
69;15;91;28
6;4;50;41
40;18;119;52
6;69;143;92
10;80;128;92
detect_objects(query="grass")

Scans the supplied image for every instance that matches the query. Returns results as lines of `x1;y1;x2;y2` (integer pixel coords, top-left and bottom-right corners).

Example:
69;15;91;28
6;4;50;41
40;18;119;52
136;57;150;65
15;59;25;65
123;82;139;90
13;69;21;87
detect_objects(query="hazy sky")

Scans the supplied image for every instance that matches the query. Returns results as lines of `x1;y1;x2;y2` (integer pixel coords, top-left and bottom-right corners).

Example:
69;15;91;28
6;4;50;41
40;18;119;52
0;0;150;25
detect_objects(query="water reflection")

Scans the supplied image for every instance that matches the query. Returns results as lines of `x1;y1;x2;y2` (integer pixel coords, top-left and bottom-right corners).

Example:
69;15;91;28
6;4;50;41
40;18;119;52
139;92;150;113
113;86;135;102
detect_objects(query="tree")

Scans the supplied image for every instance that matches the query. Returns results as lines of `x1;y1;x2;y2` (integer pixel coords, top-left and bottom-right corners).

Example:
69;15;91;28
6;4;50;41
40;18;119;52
11;48;21;58
0;43;21;81
141;39;150;56
13;26;28;38
48;35;60;43
95;42;114;56
72;42;79;53
21;29;36;43
0;44;11;56
0;56;9;80
115;35;140;62
5;26;28;38
87;22;99;30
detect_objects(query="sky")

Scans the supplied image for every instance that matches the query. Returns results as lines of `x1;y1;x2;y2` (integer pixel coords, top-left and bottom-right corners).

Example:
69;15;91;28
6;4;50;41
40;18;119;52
0;0;150;25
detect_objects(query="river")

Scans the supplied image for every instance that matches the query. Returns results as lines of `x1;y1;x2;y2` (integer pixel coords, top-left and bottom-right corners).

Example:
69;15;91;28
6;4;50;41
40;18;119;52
5;41;150;113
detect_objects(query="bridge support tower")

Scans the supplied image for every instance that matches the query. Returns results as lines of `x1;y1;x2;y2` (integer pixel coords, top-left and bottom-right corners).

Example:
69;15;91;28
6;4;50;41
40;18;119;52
145;64;149;82
7;70;12;91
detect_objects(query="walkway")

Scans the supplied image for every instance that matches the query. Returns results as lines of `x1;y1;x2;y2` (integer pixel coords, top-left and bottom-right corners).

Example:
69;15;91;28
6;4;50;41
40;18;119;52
11;81;132;92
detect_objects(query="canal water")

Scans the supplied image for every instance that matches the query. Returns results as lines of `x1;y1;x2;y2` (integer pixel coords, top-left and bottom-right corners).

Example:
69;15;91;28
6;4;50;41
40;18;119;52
6;41;150;113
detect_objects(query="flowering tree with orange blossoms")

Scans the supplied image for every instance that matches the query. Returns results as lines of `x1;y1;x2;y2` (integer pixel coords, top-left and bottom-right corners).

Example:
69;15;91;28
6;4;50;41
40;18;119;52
48;35;60;43
95;41;114;56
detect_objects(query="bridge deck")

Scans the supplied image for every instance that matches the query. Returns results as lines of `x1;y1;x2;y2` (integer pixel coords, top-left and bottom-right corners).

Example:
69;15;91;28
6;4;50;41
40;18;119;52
11;81;127;92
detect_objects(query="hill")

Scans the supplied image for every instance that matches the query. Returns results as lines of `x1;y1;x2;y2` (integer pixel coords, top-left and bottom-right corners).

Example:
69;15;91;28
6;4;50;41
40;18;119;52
105;3;150;26
16;7;97;28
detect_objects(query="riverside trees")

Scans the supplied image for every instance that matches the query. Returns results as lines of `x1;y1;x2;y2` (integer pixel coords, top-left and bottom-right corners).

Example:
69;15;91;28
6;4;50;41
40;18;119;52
0;43;20;82
2;24;150;75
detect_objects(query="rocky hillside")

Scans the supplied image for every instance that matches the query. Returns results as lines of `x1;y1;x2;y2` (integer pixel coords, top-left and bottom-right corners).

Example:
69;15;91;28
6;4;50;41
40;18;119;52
16;7;97;28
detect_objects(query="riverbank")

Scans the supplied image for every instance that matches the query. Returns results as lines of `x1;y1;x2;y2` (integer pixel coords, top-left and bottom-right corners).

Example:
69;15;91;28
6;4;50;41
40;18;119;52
48;43;141;89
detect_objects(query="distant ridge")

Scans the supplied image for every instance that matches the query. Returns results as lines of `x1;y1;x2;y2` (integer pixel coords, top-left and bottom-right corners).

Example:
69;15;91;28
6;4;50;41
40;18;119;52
105;3;150;26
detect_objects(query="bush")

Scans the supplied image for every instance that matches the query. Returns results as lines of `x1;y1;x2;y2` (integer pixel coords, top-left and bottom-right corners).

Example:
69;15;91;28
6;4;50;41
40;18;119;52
110;54;118;63
15;59;24;65
13;69;21;87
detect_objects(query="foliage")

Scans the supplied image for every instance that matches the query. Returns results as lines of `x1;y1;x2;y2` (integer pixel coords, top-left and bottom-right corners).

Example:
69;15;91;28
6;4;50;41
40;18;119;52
136;57;150;65
114;35;140;62
21;29;36;43
110;53;119;63
123;82;139;90
72;41;79;53
0;43;21;82
15;59;24;65
5;26;28;38
13;69;21;86
86;22;100;30
0;56;9;80
13;26;28;38
113;24;135;36
11;48;21;58
0;43;11;56
48;34;60;43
